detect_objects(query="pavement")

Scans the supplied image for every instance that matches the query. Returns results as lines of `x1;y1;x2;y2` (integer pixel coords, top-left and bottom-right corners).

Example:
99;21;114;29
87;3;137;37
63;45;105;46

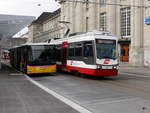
0;63;79;113
119;63;150;77
31;66;150;113
1;59;150;113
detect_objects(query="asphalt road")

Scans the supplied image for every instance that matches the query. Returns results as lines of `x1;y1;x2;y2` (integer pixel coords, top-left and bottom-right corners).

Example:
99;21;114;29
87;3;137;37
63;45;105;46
0;64;79;113
31;70;150;113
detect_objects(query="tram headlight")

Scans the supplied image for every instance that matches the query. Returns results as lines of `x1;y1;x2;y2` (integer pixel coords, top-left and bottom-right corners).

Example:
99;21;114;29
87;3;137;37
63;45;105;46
97;65;102;69
113;65;118;69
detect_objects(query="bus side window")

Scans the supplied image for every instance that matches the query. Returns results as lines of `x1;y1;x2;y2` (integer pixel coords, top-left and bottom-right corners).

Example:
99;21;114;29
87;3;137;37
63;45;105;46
83;41;93;57
55;45;61;61
27;46;32;62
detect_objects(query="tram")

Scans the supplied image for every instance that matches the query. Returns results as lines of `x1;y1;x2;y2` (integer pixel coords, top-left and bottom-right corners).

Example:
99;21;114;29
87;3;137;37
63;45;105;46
9;43;56;74
52;30;119;76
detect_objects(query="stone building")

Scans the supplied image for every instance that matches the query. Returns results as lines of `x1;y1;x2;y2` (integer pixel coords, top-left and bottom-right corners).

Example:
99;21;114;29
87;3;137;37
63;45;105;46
56;0;150;67
28;9;62;43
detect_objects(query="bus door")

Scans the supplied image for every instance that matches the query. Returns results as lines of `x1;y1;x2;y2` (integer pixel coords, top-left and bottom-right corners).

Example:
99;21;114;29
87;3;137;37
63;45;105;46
121;44;129;62
61;42;68;66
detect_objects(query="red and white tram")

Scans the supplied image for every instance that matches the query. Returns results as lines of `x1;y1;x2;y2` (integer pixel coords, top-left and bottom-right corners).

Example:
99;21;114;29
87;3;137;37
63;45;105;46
52;30;119;77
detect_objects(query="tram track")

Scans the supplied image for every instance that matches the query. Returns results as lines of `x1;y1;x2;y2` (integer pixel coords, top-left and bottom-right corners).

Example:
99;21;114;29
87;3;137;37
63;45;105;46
99;73;150;100
31;72;150;113
52;72;150;100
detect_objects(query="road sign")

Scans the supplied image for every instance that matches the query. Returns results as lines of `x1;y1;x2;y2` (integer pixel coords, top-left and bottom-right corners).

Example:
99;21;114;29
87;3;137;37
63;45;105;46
145;17;150;25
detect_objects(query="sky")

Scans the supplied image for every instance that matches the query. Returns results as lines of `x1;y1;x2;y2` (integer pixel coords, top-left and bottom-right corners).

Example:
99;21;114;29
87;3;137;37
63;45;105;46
0;0;60;17
0;0;60;37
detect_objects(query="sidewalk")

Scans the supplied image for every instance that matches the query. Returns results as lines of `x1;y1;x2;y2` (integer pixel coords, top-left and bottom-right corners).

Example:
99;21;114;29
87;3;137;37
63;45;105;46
119;63;150;76
0;63;79;113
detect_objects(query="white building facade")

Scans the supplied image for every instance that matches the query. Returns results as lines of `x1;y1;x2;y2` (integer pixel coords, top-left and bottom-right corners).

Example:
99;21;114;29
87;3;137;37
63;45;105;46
28;9;62;43
56;0;150;67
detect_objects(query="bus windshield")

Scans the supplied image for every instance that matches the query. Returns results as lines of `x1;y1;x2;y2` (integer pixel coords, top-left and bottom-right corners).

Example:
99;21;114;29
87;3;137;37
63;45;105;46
96;39;117;60
28;45;56;65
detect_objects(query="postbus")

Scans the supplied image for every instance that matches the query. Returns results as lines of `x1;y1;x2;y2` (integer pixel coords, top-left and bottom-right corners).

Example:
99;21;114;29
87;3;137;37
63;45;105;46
52;30;119;77
9;43;56;74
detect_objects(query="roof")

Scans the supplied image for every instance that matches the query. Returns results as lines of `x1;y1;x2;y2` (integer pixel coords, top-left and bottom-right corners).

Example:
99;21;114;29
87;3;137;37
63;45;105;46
10;42;53;49
32;9;61;24
0;14;35;48
0;14;35;38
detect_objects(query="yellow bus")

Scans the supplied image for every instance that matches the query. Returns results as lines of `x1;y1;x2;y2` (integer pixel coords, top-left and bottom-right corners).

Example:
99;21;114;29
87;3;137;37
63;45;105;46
10;43;56;74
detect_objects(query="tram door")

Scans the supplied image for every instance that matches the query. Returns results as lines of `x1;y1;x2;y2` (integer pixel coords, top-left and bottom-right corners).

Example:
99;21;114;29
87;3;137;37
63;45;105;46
61;48;67;65
121;44;129;62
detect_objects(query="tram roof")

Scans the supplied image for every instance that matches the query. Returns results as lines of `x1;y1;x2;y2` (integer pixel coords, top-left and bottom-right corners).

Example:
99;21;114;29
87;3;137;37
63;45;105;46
52;30;118;44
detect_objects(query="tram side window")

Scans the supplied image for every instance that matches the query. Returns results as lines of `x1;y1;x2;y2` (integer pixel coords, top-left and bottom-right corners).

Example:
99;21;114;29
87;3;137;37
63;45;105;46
75;43;82;57
83;41;93;57
69;43;75;57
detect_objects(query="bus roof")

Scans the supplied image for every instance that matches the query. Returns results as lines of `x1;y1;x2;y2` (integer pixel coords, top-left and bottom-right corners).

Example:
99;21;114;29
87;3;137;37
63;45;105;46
21;42;52;46
10;42;53;49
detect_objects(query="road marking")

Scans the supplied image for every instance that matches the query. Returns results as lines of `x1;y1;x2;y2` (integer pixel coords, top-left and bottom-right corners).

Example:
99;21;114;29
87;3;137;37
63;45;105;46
24;74;93;113
121;72;150;78
9;73;24;76
90;97;139;105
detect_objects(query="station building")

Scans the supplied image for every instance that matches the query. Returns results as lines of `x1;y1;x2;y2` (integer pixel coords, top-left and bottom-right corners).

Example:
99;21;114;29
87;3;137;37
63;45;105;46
56;0;150;67
28;9;62;43
28;0;150;67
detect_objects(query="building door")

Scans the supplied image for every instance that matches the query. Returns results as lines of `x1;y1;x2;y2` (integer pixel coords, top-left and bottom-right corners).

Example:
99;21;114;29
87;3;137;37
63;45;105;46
121;44;129;62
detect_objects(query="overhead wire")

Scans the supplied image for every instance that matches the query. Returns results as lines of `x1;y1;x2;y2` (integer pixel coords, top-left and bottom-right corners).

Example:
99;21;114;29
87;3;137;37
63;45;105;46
56;0;150;8
57;0;148;35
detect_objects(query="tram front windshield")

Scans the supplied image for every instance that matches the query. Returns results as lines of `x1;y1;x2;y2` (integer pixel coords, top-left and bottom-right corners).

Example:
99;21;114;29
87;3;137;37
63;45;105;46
96;39;117;60
28;45;56;65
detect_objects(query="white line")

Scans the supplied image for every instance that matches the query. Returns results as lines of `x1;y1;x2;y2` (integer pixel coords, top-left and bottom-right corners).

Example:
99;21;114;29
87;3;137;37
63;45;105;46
121;72;150;78
24;74;93;113
3;62;92;113
92;98;139;105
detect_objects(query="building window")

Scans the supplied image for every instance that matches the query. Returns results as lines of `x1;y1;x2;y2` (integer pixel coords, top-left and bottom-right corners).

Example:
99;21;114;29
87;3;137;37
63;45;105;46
100;0;106;5
100;12;107;31
86;0;89;10
120;7;131;37
86;17;89;32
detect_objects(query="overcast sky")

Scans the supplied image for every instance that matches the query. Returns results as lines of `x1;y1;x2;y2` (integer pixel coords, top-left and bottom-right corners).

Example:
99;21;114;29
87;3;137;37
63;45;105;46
0;0;60;37
0;0;60;18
